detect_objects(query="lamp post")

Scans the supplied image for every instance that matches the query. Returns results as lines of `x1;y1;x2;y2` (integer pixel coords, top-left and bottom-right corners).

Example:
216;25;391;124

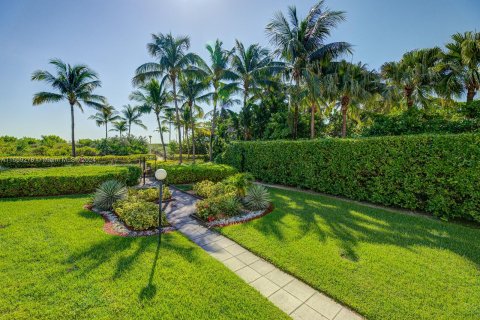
155;169;167;244
148;135;152;154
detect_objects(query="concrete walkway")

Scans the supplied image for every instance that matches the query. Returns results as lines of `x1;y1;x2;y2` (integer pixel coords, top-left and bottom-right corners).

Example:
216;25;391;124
165;188;363;320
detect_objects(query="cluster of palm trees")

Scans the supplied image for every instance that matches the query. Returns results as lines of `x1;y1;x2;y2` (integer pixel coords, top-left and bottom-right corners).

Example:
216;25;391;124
32;0;480;158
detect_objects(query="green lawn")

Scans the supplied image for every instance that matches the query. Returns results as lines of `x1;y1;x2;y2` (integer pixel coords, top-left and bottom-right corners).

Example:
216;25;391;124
0;196;288;320
219;187;480;320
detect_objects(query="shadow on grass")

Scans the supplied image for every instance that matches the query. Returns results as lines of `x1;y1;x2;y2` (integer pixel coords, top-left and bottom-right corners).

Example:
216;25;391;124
139;237;161;301
242;188;480;265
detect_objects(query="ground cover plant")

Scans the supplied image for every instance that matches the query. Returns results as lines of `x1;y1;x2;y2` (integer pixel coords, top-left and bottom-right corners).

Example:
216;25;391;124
219;187;480;320
0;196;288;320
0;166;141;197
219;133;480;222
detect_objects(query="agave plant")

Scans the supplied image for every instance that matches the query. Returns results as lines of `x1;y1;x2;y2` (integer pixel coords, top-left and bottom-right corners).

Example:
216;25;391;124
244;184;271;211
93;180;128;210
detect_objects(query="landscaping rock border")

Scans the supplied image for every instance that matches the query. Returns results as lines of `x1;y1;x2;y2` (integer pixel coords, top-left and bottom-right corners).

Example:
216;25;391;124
193;204;274;228
85;205;176;237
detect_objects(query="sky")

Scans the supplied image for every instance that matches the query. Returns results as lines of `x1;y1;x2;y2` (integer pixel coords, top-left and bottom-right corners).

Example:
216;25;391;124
0;0;479;142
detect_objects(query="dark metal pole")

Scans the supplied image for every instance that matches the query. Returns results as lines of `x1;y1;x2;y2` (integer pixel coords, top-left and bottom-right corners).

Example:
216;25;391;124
158;180;163;245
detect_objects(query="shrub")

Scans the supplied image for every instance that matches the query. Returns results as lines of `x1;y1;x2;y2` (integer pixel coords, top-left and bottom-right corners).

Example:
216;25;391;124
224;173;254;197
196;192;241;220
93;180;127;210
147;163;237;184
131;186;172;202
113;200;167;230
244;185;271;210
193;180;215;198
0;154;155;168
0;165;141;198
219;134;480;222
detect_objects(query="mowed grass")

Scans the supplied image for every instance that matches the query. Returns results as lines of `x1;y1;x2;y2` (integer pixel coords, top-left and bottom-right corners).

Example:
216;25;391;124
0;196;288;320
0;165;126;178
219;187;480;320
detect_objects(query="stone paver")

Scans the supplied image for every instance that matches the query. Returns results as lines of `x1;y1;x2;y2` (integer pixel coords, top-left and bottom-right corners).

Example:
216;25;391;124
165;187;363;319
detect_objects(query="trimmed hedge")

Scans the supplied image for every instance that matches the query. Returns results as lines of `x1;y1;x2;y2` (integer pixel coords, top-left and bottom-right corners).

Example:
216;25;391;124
151;163;237;184
219;134;480;222
0;165;141;197
0;154;155;168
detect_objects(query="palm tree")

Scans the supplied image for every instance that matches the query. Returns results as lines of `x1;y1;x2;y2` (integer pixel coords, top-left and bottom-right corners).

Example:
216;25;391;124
179;75;210;163
439;31;480;102
130;78;170;160
111;120;128;137
381;47;442;109
231;41;276;129
89;104;121;139
329;61;378;137
121;104;147;137
198;40;237;161
133;33;203;164
266;1;352;139
31;59;104;157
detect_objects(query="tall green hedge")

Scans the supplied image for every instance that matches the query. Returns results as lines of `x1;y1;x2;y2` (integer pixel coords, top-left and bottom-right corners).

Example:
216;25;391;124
0;154;155;168
219;134;480;222
0;166;141;198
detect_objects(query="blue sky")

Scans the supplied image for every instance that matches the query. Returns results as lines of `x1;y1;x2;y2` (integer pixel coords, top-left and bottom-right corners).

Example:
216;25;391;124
0;0;479;142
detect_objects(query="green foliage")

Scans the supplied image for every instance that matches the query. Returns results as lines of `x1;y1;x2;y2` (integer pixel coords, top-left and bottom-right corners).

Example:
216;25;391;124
95;136;149;155
113;199;167;230
244;185;271;210
129;186;172;202
193;180;215;198
149;163;237;184
224;173;254;197
93;180;127;210
0;154;154;168
220;134;480;222
196;192;241;220
0;166;141;198
363;108;480;136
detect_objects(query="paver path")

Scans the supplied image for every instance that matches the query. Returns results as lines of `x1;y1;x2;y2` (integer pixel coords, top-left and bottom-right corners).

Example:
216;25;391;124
165;187;363;320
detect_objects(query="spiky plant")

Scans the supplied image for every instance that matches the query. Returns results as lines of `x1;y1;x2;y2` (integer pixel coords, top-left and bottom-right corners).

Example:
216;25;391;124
93;180;128;210
244;185;271;211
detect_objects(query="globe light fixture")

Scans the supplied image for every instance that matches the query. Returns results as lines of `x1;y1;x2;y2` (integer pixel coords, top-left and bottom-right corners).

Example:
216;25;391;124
155;169;167;181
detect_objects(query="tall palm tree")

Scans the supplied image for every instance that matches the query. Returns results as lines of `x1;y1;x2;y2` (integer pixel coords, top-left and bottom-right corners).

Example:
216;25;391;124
31;59;104;157
121;104;147;137
266;0;352;139
130;78;170;160
179;75;210;163
198;40;237;161
329;61;378;138
231;41;276;127
439;31;480;102
111;120;128;137
133;33;203;164
381;47;442;109
89;104;120;139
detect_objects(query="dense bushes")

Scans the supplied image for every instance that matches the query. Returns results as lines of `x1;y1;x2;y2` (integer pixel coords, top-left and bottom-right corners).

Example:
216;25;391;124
219;134;480;222
113;200;167;230
149;163;237;184
0;166;141;197
0;154;155;168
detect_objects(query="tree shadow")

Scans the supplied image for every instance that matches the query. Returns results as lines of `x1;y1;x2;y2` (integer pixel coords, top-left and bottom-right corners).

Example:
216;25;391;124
139;237;161;301
245;188;480;266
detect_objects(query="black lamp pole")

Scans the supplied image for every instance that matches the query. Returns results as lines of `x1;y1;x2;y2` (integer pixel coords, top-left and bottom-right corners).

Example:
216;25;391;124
158;179;163;244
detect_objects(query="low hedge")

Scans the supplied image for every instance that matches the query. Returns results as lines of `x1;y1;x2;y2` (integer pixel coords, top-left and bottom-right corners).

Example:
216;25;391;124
218;134;480;222
151;163;237;184
0;165;141;197
0;154;155;168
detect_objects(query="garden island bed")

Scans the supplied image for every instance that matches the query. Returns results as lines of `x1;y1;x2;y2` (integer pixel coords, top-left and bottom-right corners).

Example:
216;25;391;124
178;174;275;228
86;181;175;237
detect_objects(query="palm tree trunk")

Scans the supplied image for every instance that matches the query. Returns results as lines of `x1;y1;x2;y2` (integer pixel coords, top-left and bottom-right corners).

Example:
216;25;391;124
105;123;108;140
341;95;350;138
191;118;196;164
310;103;316;139
128;123;131;138
185;124;190;160
405;87;414;109
209;87;218;162
70;103;76;157
172;77;182;164
156;114;167;161
293;77;300;139
467;84;476;103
